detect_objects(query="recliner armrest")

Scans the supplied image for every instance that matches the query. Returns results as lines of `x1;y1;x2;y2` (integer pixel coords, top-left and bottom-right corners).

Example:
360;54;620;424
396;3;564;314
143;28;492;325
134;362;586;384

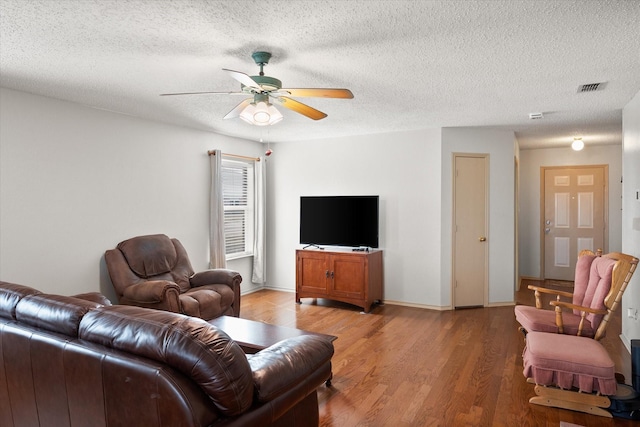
190;269;242;288
247;335;334;402
122;280;180;304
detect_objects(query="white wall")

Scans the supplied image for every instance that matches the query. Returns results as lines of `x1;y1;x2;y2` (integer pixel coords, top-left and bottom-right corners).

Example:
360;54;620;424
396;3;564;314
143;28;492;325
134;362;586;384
518;145;623;278
621;89;640;346
265;129;445;307
0;88;264;301
440;128;517;306
1;88;520;311
267;127;518;309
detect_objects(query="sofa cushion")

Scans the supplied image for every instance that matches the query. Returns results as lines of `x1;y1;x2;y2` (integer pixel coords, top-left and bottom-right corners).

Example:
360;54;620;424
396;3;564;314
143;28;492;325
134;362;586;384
0;282;42;320
16;294;103;337
78;305;253;416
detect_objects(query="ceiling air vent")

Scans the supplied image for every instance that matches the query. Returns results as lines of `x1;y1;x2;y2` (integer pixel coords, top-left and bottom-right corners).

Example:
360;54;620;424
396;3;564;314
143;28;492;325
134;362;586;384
578;82;606;93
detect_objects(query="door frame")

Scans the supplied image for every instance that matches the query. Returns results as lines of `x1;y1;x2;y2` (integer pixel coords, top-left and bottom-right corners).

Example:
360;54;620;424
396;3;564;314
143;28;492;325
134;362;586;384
451;153;489;308
515;156;520;291
538;164;609;279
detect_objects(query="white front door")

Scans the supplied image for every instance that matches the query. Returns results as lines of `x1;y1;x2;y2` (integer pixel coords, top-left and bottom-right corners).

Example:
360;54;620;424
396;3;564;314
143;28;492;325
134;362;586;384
542;166;606;280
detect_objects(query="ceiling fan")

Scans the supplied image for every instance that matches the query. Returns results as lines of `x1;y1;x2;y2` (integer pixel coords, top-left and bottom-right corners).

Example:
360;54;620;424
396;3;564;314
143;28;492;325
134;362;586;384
160;51;354;126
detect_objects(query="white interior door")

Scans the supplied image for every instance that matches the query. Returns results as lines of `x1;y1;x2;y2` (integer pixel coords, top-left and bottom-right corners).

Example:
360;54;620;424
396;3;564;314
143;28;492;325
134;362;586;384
453;155;488;308
543;166;606;281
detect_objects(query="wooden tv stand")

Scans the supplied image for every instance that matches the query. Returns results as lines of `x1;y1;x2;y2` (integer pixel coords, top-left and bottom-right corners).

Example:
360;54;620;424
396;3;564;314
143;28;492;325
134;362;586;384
296;249;383;313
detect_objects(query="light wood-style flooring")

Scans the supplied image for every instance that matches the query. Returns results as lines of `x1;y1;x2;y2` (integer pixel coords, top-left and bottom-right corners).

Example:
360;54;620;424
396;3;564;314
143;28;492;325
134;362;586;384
239;280;636;426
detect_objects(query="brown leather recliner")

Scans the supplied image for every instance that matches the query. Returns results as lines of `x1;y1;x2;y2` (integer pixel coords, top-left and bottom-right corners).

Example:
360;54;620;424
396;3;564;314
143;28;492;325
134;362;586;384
105;234;241;320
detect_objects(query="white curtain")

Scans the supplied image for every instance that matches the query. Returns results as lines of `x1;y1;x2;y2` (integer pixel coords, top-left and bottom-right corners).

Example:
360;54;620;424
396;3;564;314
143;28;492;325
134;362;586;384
252;156;266;284
209;150;226;269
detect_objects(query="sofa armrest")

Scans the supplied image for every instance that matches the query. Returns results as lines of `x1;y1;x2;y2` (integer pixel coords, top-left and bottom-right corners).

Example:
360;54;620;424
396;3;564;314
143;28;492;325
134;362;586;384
190;269;242;288
72;292;112;306
247;335;334;402
122;280;181;307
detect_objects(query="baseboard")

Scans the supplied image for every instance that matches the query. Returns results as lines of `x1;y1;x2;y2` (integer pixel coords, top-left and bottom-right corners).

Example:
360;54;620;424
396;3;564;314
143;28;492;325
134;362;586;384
263;286;295;293
247;289;513;310
520;275;542;281
383;299;451;311
486;301;516;308
620;332;632;354
242;286;295;295
240;287;265;296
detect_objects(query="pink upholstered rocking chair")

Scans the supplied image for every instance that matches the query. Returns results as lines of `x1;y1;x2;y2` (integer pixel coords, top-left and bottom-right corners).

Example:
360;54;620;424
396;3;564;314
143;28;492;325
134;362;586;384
515;249;638;341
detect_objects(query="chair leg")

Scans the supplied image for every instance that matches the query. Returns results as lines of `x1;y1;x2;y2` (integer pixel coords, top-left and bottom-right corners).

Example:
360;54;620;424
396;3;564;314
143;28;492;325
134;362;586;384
530;384;612;418
518;326;527;342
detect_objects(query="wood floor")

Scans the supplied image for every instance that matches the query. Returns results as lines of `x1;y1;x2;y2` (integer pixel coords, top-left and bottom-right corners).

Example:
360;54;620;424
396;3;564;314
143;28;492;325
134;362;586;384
239;281;636;427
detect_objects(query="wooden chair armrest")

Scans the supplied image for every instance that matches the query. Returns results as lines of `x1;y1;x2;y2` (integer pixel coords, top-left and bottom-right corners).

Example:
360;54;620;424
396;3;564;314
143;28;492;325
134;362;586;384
527;285;573;298
550;301;607;337
549;300;608;315
527;285;573;309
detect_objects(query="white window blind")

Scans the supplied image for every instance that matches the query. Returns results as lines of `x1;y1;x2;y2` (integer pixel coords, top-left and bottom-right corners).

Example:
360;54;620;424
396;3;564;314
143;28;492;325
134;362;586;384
222;159;254;258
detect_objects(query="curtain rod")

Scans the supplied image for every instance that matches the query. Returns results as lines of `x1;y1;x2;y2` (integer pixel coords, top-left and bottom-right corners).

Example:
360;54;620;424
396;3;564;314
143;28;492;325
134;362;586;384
207;150;260;162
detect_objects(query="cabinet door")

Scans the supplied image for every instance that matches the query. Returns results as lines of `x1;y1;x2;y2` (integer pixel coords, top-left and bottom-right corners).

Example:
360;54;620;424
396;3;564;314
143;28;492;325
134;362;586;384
331;255;366;298
297;252;329;295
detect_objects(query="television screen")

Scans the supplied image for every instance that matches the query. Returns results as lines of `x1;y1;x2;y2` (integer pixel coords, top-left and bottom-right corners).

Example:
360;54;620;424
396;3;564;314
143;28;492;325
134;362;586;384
300;196;379;248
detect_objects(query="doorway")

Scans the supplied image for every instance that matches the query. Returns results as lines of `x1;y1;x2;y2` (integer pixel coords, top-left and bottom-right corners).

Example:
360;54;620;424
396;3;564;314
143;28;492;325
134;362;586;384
541;165;608;280
452;154;488;308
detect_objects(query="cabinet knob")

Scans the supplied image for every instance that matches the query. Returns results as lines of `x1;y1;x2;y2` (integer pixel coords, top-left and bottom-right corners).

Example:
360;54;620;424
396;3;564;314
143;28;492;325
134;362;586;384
325;270;330;278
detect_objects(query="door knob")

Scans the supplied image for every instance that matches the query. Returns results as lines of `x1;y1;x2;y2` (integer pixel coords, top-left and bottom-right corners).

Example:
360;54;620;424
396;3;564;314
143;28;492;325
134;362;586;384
479;237;487;242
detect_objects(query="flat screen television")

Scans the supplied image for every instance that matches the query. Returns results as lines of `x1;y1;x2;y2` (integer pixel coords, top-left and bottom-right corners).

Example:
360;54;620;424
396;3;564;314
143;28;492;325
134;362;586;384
299;195;379;248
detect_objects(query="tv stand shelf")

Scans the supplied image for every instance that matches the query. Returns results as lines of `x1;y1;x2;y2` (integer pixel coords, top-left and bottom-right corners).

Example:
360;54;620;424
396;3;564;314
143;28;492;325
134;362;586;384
296;249;383;313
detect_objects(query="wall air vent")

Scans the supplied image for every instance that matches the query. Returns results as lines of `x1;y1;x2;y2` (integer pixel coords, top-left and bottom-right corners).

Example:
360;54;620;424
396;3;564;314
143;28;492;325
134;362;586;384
578;82;606;93
529;112;544;120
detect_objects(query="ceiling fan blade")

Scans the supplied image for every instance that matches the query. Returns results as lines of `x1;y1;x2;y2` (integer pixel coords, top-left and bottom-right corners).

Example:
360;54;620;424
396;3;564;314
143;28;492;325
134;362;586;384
272;96;327;120
222;69;262;90
223;98;252;119
160;91;244;96
279;88;354;99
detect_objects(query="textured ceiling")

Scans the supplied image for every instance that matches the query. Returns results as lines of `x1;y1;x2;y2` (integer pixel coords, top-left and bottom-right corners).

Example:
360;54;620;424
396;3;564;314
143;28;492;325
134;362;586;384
1;0;639;149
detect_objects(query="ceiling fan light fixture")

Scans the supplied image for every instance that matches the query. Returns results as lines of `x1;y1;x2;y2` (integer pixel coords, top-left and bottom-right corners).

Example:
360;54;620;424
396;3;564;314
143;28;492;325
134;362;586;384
253;102;271;124
571;137;584;151
267;104;283;125
239;103;257;124
239;101;282;126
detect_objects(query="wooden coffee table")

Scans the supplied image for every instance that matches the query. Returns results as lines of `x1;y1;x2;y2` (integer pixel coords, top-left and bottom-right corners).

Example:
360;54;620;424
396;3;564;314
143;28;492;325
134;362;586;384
209;315;337;354
209;316;337;385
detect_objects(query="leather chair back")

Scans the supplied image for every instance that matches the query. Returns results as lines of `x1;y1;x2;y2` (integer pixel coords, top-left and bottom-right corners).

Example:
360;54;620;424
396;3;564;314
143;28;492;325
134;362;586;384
112;234;194;296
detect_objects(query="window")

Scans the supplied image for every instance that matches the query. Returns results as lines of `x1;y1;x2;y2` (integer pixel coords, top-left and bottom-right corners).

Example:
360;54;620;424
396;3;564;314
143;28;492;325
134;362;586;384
222;158;254;259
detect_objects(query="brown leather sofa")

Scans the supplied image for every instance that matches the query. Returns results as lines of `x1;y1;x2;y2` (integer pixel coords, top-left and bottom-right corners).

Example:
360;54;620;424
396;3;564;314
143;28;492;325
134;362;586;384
0;282;334;426
105;234;242;320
